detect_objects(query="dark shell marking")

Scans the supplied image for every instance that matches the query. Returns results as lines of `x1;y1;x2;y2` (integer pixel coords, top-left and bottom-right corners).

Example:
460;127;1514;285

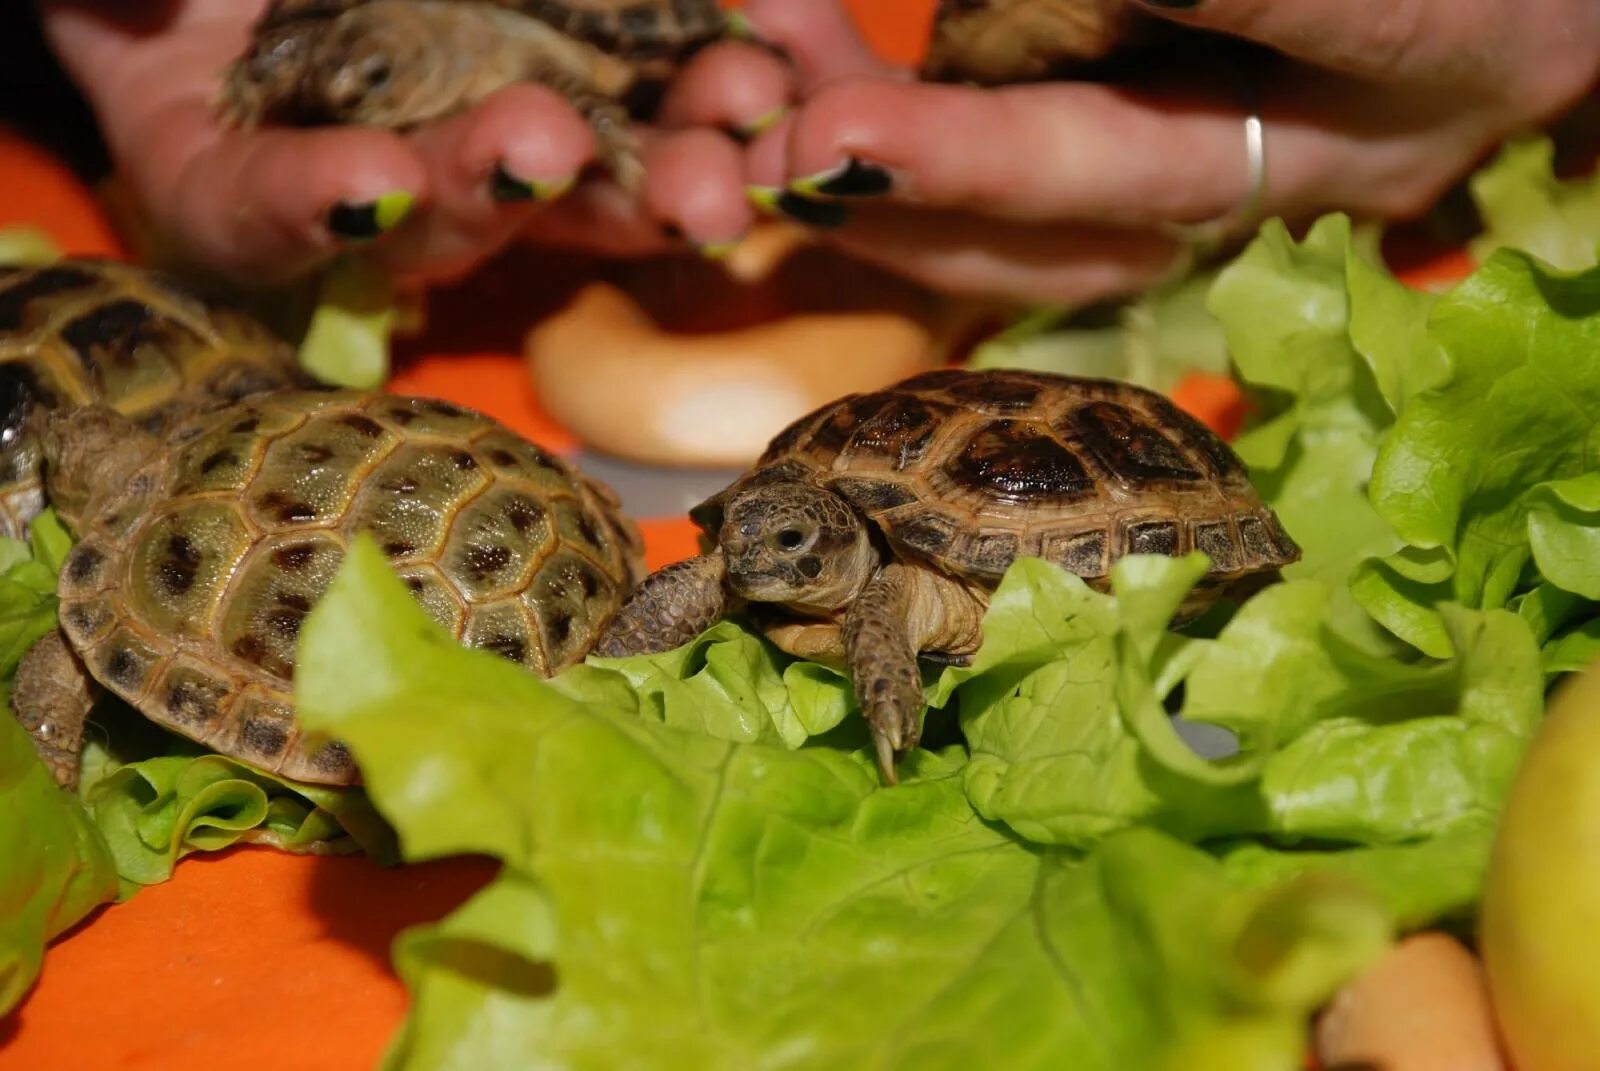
55;388;642;787
744;368;1298;589
0;258;307;540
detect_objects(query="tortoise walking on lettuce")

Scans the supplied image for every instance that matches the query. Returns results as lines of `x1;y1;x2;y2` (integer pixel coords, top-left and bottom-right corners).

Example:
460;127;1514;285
3;261;644;791
597;369;1299;783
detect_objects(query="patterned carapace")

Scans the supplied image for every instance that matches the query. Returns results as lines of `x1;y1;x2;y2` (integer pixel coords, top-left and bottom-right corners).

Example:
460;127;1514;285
0;259;306;539
53;390;644;785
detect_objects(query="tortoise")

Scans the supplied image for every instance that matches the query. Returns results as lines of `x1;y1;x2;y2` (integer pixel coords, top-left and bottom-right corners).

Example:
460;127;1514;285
218;0;728;193
921;0;1144;84
0;258;309;540
12;388;645;790
596;368;1299;783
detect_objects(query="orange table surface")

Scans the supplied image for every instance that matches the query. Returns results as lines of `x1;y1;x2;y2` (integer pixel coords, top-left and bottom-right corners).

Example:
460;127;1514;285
0;3;1478;1063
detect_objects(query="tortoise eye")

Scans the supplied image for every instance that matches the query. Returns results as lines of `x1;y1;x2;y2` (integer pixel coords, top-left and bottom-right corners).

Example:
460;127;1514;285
775;528;808;551
364;60;391;89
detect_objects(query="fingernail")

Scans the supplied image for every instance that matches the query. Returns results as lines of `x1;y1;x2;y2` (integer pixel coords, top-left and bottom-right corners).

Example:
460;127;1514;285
721;9;790;60
490;163;572;204
790;158;893;199
723;10;758;40
746;186;849;229
731;105;788;142
327;191;414;241
697;237;743;261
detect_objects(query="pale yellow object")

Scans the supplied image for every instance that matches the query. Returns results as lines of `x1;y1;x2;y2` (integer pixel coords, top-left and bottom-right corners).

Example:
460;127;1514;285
1315;932;1506;1071
527;283;939;468
526;224;959;468
1481;663;1600;1071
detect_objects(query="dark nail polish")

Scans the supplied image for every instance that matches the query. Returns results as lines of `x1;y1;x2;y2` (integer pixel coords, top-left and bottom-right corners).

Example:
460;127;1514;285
489;163;572;204
792;158;893;199
326;191;413;241
748;186;849;229
490;164;535;202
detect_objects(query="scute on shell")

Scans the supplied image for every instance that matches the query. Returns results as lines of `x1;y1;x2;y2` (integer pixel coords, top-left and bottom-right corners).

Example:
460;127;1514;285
58;389;643;786
0;259;306;539
721;369;1299;588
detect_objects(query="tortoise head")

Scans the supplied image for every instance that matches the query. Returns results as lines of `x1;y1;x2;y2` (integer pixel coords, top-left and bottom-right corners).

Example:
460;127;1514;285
716;480;878;611
307;8;437;126
36;405;163;528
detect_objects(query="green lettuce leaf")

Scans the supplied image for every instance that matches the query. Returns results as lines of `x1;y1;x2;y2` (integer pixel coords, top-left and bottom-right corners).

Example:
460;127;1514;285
1368;250;1600;617
1469;136;1600;270
922;547;1540;851
572;620;854;748
0;510;118;1017
82;726;396;893
967;265;1231;394
299;539;1394;1071
0;714;118;1017
297;253;398;389
1206;217;1403;652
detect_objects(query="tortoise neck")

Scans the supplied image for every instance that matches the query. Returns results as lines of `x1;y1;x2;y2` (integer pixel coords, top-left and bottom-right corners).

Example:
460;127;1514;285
38;406;163;530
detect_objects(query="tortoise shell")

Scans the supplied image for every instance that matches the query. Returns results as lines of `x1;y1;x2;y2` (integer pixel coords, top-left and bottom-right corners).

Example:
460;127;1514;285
252;0;723;59
921;0;1141;83
0;259;306;539
223;0;725;128
55;389;644;785
699;369;1298;592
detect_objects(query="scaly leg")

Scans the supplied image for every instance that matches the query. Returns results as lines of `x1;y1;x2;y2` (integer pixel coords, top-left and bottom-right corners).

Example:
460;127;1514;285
11;629;96;791
844;564;986;785
594;554;728;657
844;566;926;785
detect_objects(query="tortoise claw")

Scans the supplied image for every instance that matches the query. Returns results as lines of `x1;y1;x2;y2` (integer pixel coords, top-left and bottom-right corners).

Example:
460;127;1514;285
873;730;900;786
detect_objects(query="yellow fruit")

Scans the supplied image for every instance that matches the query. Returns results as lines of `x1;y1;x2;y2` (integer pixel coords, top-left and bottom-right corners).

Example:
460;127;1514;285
1481;664;1600;1070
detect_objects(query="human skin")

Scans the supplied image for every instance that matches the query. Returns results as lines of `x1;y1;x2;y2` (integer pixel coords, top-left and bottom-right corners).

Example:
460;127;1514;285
697;0;1600;303
40;0;1600;300
35;0;790;284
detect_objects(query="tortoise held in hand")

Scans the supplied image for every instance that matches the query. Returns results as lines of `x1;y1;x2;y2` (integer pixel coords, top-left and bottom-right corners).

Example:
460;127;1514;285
13;389;643;790
219;0;728;192
597;369;1298;783
0;258;308;540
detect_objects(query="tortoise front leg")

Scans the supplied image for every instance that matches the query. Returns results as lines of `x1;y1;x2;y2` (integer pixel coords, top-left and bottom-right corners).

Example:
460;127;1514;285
845;564;986;785
595;554;729;658
10;628;96;790
844;565;928;786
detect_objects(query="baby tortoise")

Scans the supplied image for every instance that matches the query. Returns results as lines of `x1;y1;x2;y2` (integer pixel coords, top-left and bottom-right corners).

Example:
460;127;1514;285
13;389;644;790
218;0;727;193
597;368;1298;783
922;0;1146;84
0;259;308;540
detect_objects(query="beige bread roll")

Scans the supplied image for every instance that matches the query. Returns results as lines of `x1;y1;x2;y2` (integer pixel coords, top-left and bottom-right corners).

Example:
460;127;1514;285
527;224;988;468
1315;933;1507;1071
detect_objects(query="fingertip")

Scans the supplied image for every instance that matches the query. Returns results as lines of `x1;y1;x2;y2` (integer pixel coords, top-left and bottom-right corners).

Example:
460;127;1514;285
658;41;794;139
178;119;427;280
441;83;596;201
641;129;755;248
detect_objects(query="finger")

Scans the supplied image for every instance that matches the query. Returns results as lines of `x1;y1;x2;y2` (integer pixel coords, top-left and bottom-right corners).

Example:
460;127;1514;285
127;96;427;282
44;6;426;281
639;128;755;250
818;205;1181;305
521;178;672;260
656;40;794;139
383;83;596;283
775;78;1271;230
737;0;903;88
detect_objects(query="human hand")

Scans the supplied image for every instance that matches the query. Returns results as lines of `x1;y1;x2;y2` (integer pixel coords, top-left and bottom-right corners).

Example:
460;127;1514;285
719;0;1600;304
37;0;792;284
